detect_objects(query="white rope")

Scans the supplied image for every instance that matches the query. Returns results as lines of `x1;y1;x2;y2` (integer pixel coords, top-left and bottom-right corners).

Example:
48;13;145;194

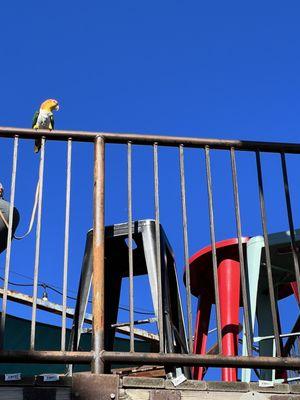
0;180;40;240
13;180;40;240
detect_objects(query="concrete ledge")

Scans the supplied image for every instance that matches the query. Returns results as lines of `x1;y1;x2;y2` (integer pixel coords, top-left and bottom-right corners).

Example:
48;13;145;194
122;377;165;389
290;385;300;394
207;381;250;392
151;389;181;400
120;378;298;394
250;383;290;393
164;379;207;390
270;396;300;400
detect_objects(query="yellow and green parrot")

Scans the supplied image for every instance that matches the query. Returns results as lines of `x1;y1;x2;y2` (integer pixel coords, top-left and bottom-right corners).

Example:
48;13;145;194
32;99;59;153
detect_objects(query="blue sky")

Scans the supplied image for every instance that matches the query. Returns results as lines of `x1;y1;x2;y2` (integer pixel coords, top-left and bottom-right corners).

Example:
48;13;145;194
0;0;299;379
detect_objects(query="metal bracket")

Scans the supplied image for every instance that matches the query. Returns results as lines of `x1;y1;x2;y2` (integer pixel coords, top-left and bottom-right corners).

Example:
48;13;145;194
72;373;119;400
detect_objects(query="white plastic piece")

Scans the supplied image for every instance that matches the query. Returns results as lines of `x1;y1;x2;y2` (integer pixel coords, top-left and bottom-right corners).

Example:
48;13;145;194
171;373;187;387
258;380;274;387
5;373;21;381
42;374;59;382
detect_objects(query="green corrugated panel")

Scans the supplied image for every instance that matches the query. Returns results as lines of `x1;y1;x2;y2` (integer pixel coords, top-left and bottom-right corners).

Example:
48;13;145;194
1;314;152;375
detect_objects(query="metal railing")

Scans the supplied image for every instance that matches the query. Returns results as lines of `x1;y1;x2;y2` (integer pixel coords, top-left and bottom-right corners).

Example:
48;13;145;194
0;126;298;376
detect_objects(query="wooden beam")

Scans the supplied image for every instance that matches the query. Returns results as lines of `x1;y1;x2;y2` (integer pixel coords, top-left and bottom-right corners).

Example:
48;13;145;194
0;288;159;344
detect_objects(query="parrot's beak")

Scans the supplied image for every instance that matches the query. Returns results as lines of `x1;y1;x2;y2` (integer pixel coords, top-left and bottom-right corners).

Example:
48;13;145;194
54;104;59;111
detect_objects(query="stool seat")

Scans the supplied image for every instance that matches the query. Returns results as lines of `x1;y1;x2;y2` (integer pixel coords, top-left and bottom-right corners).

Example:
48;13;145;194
248;234;297;297
186;237;248;304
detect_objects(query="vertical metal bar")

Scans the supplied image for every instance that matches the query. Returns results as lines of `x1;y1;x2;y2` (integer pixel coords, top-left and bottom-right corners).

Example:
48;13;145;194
92;136;105;374
0;136;19;349
280;152;300;302
127;141;135;352
230;147;252;356
61;138;72;351
255;151;282;356
204;146;222;354
179;144;193;352
153;143;164;353
30;137;45;350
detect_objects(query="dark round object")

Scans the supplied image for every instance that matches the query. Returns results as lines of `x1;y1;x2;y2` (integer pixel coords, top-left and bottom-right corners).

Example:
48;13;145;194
0;199;20;254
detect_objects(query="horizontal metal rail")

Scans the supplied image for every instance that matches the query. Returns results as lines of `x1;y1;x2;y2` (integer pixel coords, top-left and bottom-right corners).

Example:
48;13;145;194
2;126;300;152
0;351;92;364
0;351;299;370
102;352;300;370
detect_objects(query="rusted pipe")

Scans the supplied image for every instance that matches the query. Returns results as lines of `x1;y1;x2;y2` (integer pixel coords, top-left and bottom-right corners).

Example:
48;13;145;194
92;136;105;374
0;350;298;370
102;351;300;370
1;126;300;153
0;351;92;363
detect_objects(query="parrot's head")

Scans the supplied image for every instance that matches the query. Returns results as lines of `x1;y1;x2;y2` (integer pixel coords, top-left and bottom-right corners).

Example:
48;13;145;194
40;99;59;112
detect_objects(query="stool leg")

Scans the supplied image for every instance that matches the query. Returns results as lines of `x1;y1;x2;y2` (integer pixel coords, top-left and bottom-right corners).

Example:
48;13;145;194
242;237;264;382
193;295;212;380
257;292;275;381
218;259;240;382
291;281;300;304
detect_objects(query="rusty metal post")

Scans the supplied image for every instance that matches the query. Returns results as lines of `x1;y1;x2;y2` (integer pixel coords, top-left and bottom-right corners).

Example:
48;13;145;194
92;136;105;374
61;138;72;351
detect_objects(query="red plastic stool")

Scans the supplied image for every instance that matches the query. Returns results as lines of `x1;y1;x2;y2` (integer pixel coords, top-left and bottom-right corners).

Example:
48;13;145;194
186;237;249;382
